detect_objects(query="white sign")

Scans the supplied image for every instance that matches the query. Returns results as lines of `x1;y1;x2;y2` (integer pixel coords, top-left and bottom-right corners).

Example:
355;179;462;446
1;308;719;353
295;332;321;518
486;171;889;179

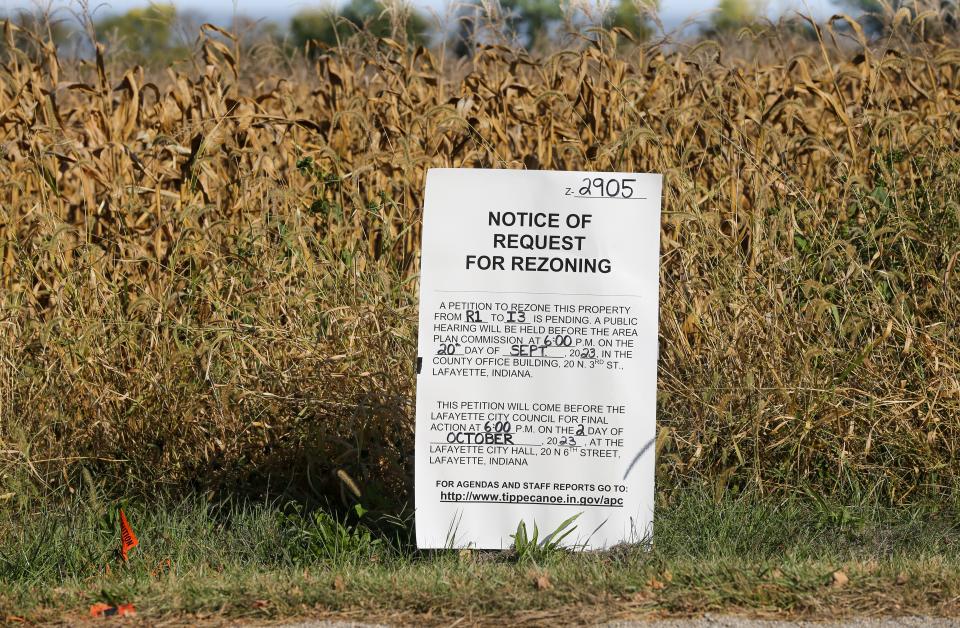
415;168;662;550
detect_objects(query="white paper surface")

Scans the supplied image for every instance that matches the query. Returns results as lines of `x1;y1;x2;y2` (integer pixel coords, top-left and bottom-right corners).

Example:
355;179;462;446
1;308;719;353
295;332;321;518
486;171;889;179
415;168;662;550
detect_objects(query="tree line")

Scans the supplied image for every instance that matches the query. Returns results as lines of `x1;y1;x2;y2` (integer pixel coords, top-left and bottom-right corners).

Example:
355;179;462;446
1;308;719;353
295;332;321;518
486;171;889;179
3;0;957;62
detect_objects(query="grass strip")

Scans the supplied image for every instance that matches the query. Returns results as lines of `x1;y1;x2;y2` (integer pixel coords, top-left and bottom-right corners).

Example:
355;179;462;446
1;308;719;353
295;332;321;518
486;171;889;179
1;485;957;623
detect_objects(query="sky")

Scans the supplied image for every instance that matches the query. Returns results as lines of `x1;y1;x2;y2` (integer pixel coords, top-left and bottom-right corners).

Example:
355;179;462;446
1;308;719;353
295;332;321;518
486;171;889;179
4;0;838;30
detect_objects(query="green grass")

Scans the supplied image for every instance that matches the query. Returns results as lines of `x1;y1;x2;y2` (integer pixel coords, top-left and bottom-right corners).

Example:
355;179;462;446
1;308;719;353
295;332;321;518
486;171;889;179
2;485;958;623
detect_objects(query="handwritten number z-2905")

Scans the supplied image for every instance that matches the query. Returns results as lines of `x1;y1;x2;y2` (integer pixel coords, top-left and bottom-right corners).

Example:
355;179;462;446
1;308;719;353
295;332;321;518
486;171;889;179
564;177;637;199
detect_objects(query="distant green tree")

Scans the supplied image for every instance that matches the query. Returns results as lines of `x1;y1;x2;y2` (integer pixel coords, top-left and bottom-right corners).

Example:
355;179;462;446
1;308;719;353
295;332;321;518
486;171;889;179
603;0;659;41
96;4;187;62
499;0;564;46
495;0;658;48
290;0;428;49
449;0;658;55
711;0;761;32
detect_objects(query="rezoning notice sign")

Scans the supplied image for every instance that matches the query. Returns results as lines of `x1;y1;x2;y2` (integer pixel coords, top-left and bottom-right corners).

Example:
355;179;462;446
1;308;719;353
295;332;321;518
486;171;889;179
415;168;662;549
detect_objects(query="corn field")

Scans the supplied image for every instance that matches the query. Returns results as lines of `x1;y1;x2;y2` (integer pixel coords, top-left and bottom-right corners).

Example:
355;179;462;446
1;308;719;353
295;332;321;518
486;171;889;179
0;18;958;508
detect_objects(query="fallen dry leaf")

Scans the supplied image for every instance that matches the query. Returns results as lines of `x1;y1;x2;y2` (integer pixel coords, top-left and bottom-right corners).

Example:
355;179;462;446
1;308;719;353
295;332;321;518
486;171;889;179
831;570;849;588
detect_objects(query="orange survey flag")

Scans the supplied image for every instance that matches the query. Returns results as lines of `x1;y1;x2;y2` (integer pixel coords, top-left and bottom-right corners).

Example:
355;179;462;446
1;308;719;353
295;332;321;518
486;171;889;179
90;603;136;618
119;509;139;561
